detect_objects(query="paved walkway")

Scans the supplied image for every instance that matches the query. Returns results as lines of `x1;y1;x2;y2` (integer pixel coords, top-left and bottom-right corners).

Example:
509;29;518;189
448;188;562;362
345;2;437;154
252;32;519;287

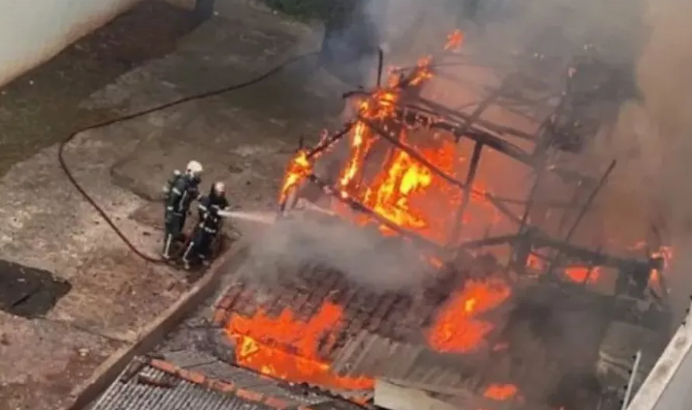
0;1;343;408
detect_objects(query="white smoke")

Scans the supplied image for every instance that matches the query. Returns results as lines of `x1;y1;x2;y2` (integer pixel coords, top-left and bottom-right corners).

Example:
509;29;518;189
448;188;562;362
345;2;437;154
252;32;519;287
238;212;433;292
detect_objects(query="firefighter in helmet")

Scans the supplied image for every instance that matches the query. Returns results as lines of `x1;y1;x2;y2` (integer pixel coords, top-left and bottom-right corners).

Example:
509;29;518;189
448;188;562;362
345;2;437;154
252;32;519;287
161;160;203;260
182;181;229;269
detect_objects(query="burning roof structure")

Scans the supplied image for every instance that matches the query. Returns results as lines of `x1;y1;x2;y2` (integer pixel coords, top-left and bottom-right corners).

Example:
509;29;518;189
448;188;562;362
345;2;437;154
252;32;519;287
210;29;673;410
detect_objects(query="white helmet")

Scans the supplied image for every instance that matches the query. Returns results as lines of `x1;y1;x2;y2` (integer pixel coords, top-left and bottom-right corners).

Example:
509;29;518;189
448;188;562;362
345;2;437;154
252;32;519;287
213;181;225;195
186;160;203;176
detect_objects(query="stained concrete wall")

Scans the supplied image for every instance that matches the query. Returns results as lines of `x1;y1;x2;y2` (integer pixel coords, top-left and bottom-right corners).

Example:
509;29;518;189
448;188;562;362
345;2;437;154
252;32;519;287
627;302;692;410
0;0;142;88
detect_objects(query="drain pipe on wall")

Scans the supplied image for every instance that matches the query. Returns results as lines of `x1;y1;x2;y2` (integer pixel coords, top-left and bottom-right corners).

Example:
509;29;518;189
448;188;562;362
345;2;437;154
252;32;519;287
626;297;692;410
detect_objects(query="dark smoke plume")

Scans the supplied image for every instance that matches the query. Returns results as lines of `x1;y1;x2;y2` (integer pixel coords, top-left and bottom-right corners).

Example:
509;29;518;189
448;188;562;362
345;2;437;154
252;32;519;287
596;0;692;321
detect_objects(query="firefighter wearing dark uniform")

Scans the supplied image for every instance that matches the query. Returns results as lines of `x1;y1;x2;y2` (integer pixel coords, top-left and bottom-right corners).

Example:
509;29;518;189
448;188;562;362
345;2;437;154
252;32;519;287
182;181;229;269
162;160;203;260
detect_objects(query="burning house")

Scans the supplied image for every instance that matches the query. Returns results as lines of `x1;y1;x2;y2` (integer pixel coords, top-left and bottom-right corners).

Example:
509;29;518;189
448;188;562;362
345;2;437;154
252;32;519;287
207;28;673;410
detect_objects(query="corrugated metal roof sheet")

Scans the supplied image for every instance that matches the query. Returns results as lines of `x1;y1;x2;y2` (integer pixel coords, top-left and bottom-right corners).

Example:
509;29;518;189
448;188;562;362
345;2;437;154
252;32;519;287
90;358;278;410
330;330;480;394
159;349;372;405
90;357;365;410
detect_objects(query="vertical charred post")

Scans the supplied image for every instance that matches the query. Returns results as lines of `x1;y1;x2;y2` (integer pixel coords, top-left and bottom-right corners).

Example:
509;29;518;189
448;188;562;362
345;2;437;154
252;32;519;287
446;81;507;247
448;141;483;247
509;129;547;274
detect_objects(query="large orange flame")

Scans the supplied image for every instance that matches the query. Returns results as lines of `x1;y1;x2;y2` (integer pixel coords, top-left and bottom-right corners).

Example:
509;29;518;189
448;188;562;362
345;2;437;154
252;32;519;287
279;149;311;203
277;30;491;246
428;278;512;353
226;302;373;390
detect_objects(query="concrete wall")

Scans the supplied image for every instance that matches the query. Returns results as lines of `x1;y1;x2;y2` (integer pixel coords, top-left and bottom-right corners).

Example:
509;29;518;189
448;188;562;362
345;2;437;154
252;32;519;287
627;301;692;410
0;0;142;87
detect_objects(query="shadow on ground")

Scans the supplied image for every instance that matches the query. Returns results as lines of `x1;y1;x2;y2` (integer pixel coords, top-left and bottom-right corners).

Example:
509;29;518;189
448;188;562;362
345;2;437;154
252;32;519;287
0;259;71;318
0;0;200;176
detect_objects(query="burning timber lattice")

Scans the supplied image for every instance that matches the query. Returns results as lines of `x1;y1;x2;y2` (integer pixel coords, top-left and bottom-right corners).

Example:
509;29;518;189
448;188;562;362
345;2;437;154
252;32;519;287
210;30;672;410
276;31;665;286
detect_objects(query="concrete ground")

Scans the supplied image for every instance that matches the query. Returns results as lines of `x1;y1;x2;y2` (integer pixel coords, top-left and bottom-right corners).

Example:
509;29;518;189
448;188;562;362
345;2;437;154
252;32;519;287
0;1;345;409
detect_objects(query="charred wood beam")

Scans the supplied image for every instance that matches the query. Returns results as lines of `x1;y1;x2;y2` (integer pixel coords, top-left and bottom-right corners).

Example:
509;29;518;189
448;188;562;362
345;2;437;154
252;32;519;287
488;199;522;225
376;47;384;87
452;122;531;163
307;122;354;159
491;96;546;124
456;78;508;137
457;234;521;249
496;89;558;107
343;87;538;143
480;196;587;209
343;87;539;143
411;97;536;141
395;109;589;185
460;232;658;274
510;154;547;273
396;108;532;189
394;100;588;185
449;141;483;247
446;121;530;161
305;173;444;253
357;115;523;225
546;160;617;276
392;58;433;90
532;235;656;273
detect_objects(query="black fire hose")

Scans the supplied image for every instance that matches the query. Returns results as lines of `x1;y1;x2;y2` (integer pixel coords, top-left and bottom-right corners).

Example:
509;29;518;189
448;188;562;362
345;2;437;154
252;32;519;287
58;51;319;264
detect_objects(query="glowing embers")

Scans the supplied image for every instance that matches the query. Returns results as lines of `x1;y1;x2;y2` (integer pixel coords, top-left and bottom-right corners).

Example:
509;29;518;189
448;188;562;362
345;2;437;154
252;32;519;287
484;383;519;401
524;254;601;285
226;302;373;391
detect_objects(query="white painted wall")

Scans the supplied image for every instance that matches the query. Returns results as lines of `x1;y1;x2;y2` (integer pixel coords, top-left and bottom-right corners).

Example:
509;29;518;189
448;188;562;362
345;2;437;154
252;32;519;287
0;0;142;87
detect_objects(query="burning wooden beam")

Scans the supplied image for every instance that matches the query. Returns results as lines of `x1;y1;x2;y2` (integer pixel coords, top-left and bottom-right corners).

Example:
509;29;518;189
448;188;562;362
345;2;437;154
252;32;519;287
305;173;445;253
357;115;523;226
307;122;354;159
